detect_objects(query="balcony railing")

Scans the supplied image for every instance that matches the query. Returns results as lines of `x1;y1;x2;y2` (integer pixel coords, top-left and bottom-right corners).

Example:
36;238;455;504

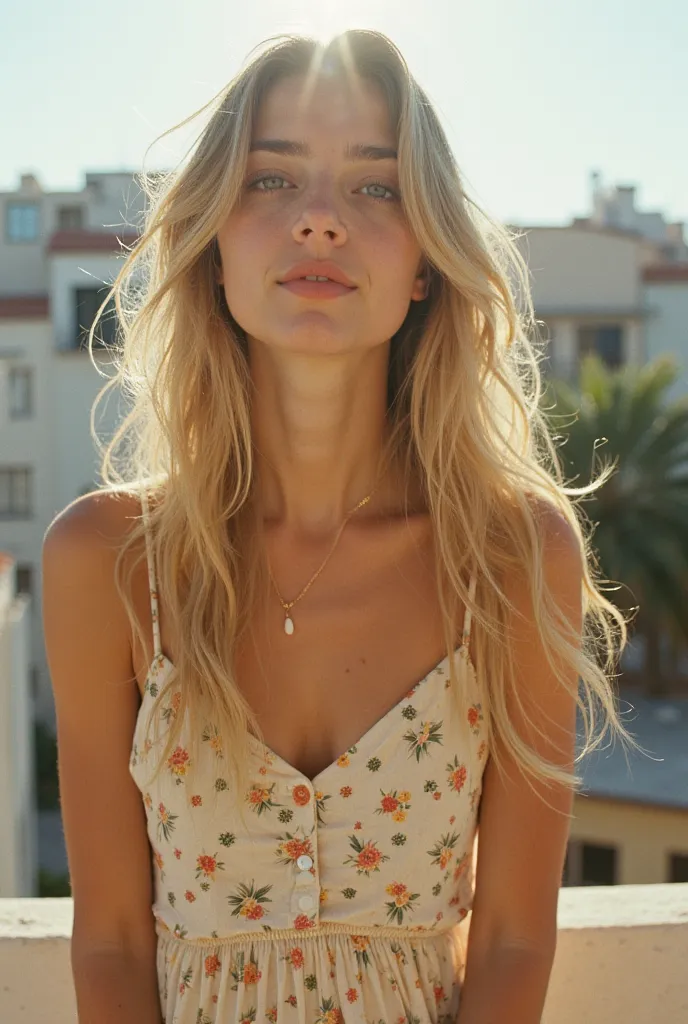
1;884;687;1023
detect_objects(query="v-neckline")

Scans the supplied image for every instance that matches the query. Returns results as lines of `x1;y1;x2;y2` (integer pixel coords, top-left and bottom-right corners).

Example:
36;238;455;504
140;644;469;787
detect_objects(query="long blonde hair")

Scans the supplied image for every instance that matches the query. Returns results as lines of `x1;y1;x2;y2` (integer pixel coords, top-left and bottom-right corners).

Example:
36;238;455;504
91;29;639;806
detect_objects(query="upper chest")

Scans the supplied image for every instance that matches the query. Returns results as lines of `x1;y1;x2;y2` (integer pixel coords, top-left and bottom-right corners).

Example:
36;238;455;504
131;513;465;781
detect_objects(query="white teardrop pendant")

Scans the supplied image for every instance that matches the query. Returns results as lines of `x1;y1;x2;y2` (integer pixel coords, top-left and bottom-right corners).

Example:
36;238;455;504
284;615;295;636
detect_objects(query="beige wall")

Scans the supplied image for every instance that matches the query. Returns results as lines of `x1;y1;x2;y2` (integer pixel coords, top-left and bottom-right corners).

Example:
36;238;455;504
570;794;688;884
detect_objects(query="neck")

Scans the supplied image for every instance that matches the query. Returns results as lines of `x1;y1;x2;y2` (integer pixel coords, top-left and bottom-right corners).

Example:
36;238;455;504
248;339;407;537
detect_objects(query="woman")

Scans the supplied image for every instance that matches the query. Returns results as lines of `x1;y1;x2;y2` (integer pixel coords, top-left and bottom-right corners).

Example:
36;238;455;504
43;29;636;1024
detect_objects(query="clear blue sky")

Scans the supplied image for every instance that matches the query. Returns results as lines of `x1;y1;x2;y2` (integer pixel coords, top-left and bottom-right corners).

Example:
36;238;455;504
1;0;686;228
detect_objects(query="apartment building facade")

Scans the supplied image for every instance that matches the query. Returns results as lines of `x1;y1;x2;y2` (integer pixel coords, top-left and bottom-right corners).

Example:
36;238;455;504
0;171;145;723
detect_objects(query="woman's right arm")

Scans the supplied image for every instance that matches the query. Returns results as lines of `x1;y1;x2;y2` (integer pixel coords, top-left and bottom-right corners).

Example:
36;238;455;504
42;491;163;1024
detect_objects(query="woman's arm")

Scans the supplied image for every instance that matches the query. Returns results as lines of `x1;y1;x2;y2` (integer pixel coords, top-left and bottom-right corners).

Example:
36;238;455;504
457;506;583;1024
43;491;163;1024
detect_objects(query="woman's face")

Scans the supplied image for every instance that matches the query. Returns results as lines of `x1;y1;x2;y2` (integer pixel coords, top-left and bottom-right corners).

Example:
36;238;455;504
215;69;427;356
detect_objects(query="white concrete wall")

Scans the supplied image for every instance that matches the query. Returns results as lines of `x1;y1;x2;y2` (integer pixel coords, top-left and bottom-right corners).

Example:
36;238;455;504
0;560;36;896
1;886;687;1023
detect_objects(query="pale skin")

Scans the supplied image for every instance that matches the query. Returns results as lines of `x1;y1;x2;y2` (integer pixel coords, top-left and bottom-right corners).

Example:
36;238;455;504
42;67;580;1024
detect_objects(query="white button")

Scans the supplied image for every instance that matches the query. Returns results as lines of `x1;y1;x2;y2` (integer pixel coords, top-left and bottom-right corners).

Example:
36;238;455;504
297;854;313;871
298;894;315;911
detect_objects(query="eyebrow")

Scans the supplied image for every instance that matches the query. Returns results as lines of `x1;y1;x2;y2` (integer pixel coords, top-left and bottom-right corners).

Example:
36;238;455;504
249;139;398;161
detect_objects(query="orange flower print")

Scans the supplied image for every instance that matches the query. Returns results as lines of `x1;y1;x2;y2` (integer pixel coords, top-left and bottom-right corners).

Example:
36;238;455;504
336;753;350;768
202;722;224;756
375;788;411;822
166;745;191;784
353;821;363;830
453;852;470;882
246;782;281;815
340;785;352;798
195;852;225;884
293;913;315;930
314;790;331;823
144;792;153;811
153;849;165;880
434;984;446;1004
427;831;460;870
384;881;420;924
319;888;329;904
161;690;182;723
178;966;193;995
350;934;371;969
283;946;304;969
432;791;442;800
173;847;182;859
478;740;487;761
314;997;343;1024
275;831;314;867
285;995;298;1007
344;834;390;876
227;880;273;919
266;1009;278;1023
184;890;196;902
403;720;443;761
156;802;178;843
204;953;221;979
190;794;202;807
243;961;262;985
346;987;358;1003
292;784;311;806
467;702;484;735
447;755;468;794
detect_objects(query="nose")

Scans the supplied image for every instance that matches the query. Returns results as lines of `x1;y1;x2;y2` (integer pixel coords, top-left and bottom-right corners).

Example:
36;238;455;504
291;198;348;249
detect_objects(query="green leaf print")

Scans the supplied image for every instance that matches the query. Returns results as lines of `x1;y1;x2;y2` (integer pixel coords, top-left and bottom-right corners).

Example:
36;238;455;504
245;781;282;815
341;887;357;899
403;720;443;761
195;1011;213;1024
227;879;273;921
427;831;461;870
219;831;236;847
304;973;317;991
278;808;294;823
314;996;343;1023
156;802;178;842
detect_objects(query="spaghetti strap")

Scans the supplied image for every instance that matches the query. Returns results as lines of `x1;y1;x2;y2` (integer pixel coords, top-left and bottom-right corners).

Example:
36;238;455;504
140;488;162;661
462;570;477;646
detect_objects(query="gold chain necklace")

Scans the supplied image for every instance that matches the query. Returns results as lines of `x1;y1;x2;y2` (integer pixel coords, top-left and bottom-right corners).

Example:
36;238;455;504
267;488;376;636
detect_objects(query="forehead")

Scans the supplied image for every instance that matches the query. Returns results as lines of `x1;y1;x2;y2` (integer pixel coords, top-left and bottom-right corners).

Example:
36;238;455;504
252;71;395;146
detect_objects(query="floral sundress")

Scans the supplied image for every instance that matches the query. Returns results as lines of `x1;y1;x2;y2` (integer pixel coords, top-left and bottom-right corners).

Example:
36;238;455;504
129;492;489;1023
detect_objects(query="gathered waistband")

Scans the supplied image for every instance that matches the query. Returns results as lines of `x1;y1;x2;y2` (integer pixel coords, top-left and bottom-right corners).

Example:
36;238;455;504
155;918;460;948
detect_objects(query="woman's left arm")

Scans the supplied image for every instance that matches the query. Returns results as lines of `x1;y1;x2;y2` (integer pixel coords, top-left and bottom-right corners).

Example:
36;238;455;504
456;506;583;1024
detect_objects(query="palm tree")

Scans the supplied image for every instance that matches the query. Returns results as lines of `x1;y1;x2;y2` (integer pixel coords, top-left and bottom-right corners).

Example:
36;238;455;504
546;355;688;693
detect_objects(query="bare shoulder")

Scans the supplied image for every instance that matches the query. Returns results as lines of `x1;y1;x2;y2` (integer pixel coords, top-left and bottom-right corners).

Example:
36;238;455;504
43;486;142;561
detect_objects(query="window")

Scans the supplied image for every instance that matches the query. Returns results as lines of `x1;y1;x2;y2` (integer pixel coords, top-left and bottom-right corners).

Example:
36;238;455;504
74;286;118;350
15;564;33;596
669;853;688;883
8;367;33;419
562;840;618;885
57;206;84;230
578;325;624;368
0;467;33;518
6;202;40;242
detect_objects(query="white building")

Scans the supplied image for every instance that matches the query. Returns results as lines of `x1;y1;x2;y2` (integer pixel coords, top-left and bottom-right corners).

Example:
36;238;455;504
0;552;34;896
0;171;147;726
513;173;688;396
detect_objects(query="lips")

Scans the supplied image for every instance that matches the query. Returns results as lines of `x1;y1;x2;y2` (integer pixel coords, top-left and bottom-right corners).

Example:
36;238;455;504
278;260;356;289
